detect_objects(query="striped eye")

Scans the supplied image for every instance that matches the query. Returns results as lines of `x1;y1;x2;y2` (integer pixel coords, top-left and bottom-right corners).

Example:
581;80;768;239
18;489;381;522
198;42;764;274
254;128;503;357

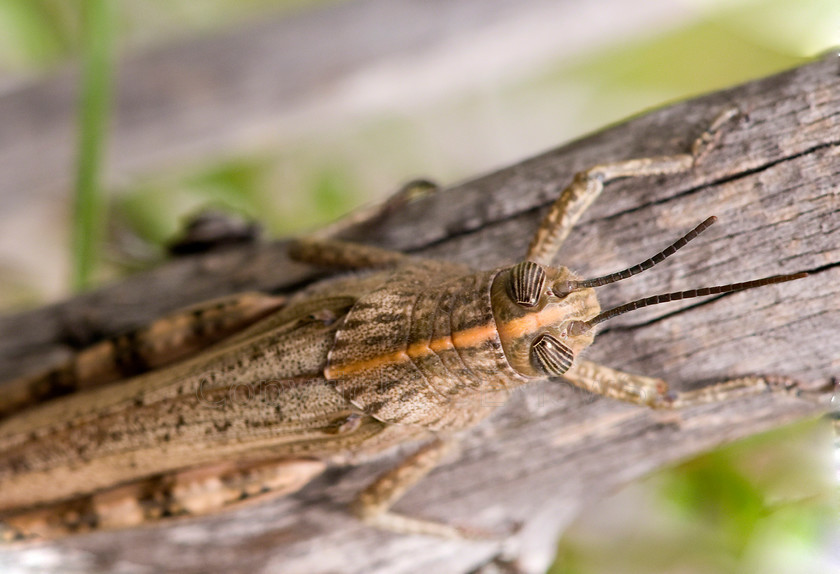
508;261;546;307
531;333;574;376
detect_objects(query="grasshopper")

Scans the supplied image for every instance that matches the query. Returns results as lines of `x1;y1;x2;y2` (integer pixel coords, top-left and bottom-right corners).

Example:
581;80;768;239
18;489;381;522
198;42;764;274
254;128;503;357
0;110;807;541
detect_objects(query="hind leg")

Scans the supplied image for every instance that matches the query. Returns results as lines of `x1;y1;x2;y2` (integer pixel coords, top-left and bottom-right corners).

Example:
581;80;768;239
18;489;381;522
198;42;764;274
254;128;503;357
1;458;325;542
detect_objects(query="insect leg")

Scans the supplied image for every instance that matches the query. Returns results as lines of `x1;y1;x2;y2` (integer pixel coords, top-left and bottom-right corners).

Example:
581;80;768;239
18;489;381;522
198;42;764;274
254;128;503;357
0;292;286;418
351;438;491;539
0;458;325;542
288;237;410;270
650;375;800;409
564;359;799;409
316;178;440;238
526;108;739;265
562;360;669;405
167;210;262;255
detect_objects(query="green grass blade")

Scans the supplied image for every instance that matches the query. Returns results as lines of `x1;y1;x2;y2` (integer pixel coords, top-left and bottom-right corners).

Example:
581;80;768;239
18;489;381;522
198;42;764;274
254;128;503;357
72;0;114;291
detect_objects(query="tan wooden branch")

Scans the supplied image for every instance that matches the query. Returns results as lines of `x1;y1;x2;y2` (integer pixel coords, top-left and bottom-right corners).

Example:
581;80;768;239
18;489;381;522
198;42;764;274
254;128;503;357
1;55;838;573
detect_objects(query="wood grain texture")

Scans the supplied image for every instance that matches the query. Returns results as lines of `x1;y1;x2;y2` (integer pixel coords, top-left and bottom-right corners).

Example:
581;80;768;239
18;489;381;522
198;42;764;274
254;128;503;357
1;55;838;573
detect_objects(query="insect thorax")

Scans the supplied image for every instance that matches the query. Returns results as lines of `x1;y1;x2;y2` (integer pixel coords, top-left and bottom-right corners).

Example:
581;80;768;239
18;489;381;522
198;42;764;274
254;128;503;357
325;263;531;431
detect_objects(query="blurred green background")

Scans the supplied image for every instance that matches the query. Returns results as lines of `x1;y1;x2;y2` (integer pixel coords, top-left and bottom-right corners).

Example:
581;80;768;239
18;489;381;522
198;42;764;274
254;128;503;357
550;421;837;574
0;0;836;572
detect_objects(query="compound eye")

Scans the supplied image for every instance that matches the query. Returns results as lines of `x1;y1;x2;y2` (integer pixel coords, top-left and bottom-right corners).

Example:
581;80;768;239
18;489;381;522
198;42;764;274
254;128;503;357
508;261;546;307
531;333;574;376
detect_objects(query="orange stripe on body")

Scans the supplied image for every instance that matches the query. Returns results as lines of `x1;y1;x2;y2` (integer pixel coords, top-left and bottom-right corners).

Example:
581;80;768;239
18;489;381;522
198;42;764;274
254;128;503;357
325;305;569;378
495;305;569;342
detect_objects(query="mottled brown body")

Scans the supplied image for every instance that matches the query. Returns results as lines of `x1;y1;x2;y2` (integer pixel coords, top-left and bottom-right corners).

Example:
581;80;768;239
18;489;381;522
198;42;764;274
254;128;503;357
0;257;596;539
0;109;805;541
0;296;361;508
0;292;286;418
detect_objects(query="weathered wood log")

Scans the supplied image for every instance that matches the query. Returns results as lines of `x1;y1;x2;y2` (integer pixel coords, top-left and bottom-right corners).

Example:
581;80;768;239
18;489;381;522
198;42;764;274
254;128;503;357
0;55;837;574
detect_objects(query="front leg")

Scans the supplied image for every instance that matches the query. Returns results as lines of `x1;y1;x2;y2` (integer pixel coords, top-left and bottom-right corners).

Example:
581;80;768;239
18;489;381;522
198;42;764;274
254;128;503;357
564;359;799;409
526;108;739;265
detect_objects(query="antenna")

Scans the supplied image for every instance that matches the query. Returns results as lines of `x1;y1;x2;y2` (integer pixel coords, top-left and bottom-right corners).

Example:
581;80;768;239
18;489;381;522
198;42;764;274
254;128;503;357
552;216;717;297
569;273;807;335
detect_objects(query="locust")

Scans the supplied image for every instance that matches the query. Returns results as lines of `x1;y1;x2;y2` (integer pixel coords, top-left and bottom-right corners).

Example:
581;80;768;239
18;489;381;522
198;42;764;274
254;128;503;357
0;109;807;541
